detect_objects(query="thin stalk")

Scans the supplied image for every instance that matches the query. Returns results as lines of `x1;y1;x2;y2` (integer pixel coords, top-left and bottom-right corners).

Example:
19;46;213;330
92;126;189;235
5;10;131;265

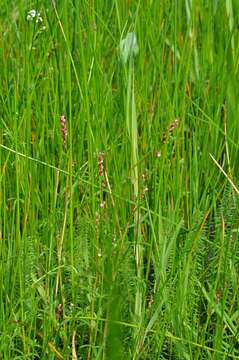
126;57;144;350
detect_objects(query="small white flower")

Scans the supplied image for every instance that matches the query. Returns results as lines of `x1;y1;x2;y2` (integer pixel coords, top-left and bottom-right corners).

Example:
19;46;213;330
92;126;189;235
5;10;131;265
100;201;106;209
155;151;161;158
27;9;43;23
27;9;37;21
36;16;43;23
120;32;139;64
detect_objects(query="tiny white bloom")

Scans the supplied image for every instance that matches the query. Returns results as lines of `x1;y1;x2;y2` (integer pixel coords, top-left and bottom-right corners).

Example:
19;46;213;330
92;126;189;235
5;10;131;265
120;32;139;64
27;9;37;21
100;201;106;208
27;9;43;23
36;16;43;23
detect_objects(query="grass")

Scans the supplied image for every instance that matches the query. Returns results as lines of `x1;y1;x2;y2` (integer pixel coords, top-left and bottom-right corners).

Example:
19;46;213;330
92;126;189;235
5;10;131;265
1;1;239;359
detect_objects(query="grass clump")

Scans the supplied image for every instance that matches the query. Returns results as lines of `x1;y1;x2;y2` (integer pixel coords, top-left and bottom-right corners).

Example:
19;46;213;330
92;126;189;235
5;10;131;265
1;1;239;359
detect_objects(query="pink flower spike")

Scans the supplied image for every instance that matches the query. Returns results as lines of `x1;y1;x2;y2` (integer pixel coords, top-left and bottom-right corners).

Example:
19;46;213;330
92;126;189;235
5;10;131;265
60;115;67;147
98;152;104;177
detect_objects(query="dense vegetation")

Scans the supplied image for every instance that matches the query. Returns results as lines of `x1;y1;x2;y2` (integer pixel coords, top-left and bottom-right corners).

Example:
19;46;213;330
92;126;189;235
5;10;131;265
1;1;239;359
